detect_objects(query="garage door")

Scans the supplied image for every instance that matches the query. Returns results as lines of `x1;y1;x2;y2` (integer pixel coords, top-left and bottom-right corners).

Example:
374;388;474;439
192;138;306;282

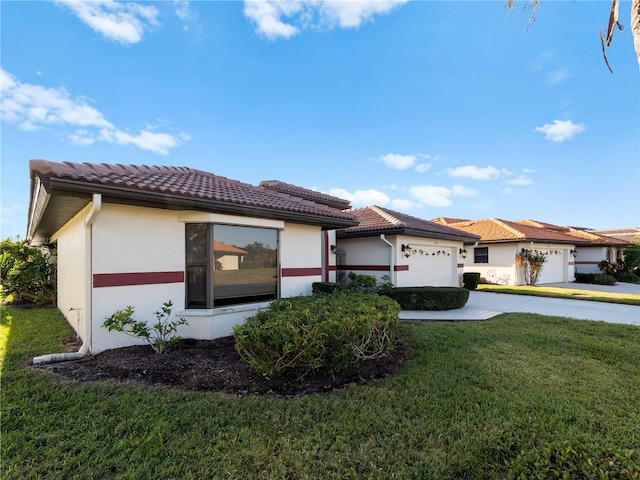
537;250;564;284
402;247;455;287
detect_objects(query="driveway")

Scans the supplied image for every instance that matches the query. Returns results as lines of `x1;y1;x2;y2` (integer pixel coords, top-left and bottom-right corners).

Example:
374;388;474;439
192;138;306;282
399;283;640;326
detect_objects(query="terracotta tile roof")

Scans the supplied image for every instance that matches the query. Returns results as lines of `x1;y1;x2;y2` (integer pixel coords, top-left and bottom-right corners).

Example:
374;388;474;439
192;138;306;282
442;218;631;246
213;241;247;255
259;180;351;210
339;206;480;242
591;228;640;244
28;160;357;242
431;217;470;226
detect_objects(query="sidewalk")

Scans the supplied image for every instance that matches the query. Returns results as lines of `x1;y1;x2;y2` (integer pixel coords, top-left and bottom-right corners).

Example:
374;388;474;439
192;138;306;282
399;287;640;326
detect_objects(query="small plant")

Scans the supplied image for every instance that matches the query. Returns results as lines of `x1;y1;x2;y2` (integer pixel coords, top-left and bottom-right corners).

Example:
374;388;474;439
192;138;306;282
103;301;188;354
593;274;617;286
517;249;547;286
463;272;481;290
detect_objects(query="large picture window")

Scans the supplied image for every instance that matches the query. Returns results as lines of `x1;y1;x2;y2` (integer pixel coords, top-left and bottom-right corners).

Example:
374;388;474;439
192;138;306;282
186;224;278;308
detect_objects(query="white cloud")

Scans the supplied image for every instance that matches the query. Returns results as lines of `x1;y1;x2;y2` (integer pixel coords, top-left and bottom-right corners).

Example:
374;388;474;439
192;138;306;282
534;119;586;142
1;68;186;155
328;187;390;206
546;68;569;86
390;198;420;210
507;175;533;186
446;165;501;181
378;153;416;170
408;185;453;207
414;163;431;173
452;185;477;196
243;0;407;39
54;0;160;44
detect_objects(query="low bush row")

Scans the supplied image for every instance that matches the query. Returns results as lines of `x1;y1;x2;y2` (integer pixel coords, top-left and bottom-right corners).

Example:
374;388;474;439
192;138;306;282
383;286;469;311
575;273;618;285
233;292;400;378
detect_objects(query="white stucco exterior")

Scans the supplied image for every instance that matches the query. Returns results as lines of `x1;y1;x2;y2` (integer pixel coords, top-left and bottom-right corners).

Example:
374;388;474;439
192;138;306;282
574;246;626;274
336;234;466;287
52;202;329;353
463;242;576;285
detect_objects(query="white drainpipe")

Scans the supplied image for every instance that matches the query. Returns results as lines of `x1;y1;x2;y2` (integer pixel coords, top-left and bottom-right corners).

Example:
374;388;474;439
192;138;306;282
33;194;102;365
379;234;396;285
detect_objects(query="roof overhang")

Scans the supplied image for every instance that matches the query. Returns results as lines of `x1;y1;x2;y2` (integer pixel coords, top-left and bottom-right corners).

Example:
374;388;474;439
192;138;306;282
27;175;358;244
337;227;481;244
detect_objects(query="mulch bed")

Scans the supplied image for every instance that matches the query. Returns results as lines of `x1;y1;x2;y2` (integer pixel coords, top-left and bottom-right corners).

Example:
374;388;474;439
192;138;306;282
32;335;410;398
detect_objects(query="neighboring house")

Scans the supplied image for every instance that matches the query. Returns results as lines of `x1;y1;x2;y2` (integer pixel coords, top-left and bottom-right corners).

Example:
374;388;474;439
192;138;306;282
259;180;352;284
590;228;640;245
432;217;582;285
27;160;357;353
336;206;481;287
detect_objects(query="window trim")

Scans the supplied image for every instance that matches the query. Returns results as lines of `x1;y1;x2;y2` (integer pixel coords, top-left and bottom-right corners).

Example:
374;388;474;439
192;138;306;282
474;247;489;264
185;223;279;309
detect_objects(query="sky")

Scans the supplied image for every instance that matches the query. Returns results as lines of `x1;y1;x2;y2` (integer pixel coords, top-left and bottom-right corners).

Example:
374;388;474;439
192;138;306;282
1;0;639;241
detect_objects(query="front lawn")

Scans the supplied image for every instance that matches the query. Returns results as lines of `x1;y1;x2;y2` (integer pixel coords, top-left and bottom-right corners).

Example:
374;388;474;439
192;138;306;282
478;283;640;306
2;307;639;479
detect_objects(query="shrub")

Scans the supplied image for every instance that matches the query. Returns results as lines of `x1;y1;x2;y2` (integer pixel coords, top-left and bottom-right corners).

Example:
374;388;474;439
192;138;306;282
575;273;597;284
0;238;56;305
506;442;639;479
312;282;342;294
463;272;481;290
102;301;188;354
614;271;640;284
384;286;469;310
593;274;617;285
233;292;400;378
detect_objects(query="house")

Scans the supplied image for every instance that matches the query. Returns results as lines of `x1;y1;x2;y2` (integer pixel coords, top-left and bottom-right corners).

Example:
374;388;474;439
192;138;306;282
432;217;633;284
27;160;357;353
432;217;581;285
336;206;481;287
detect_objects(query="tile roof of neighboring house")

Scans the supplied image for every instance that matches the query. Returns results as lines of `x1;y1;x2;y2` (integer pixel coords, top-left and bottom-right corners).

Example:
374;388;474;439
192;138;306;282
27;160;357;244
259;180;351;210
431;217;471;226
213;241;247;256
591;228;640;244
438;218;632;246
338;206;481;242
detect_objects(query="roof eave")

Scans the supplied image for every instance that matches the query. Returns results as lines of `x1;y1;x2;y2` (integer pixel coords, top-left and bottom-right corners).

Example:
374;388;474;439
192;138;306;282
337;227;481;243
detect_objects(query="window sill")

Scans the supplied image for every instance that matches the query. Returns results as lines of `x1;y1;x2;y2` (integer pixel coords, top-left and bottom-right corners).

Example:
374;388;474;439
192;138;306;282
176;301;271;317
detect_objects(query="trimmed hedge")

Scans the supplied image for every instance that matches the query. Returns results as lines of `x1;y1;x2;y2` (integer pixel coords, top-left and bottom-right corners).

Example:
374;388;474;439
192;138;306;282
507;442;639;479
463;272;481;290
312;282;342;294
383;286;469;311
614;271;640;284
575;273;597;284
593;274;617;285
233;292;400;378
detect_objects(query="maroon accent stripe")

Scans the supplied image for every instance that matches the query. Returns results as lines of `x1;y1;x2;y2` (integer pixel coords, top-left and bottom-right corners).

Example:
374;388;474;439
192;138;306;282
574;261;599;265
457;263;464;268
337;265;409;272
94;271;185;288
282;267;322;277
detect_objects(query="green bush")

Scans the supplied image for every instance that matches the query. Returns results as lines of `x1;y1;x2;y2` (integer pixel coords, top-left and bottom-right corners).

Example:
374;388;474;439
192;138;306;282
506;442;639;479
233;292;400;378
575;273;597;284
311;282;342;294
614;271;640;284
593;274;617;285
463;272;481;290
383;286;469;310
0;238;56;305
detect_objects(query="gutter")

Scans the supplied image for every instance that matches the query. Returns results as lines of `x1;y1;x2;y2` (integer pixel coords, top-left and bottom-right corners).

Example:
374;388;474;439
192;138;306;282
33;194;102;365
379;234;396;285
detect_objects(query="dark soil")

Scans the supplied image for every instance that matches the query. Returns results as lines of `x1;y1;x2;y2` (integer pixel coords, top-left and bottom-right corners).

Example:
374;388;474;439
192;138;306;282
32;336;410;398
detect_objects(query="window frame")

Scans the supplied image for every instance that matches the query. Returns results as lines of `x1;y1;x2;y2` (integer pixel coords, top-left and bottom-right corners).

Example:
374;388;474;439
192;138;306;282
185;223;279;309
474;247;489;264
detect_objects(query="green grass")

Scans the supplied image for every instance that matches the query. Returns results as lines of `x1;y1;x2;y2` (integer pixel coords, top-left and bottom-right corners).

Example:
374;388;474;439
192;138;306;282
2;307;639;479
478;283;640;306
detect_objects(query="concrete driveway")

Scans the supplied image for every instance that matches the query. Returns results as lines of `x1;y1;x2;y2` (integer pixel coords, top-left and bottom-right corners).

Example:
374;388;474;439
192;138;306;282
399;283;640;326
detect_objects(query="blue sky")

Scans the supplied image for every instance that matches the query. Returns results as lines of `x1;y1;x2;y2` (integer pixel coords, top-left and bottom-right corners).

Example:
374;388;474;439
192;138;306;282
2;0;639;240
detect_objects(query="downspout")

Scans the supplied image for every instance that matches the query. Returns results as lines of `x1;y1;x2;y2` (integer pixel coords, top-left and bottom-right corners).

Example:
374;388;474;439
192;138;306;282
33;194;102;364
379;234;396;285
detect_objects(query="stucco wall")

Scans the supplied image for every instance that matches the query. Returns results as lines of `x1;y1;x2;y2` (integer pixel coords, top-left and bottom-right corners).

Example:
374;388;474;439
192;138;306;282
337;235;464;287
464;243;575;285
54;203;327;353
575;247;607;274
51;203;90;338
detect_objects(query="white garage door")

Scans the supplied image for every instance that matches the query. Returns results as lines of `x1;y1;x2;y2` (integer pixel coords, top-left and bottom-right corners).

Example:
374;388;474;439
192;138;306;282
537;250;564;284
402;247;455;287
